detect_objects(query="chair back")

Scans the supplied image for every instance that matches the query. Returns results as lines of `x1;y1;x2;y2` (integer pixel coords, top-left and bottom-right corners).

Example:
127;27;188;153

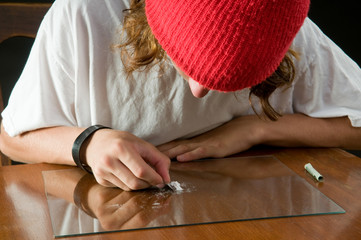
0;3;51;166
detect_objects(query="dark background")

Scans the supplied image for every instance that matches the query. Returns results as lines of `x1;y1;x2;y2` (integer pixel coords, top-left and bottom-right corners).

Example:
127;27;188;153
0;1;360;156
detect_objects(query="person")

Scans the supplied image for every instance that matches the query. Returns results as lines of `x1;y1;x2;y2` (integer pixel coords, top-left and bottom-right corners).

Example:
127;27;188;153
0;0;361;191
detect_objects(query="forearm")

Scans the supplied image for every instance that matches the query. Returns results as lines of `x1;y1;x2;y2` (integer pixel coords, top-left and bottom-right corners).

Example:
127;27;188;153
0;122;83;165
0;123;171;190
257;114;361;150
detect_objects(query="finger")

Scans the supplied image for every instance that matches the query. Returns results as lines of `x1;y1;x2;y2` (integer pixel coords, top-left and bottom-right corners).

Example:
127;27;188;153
162;143;195;159
94;172;136;191
119;145;168;188
112;172;151;191
94;158;151;191
157;140;180;152
111;159;153;190
135;143;171;184
94;177;117;188
176;146;211;162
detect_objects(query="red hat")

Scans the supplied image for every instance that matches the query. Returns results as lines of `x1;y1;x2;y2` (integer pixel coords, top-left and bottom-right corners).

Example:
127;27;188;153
145;0;310;91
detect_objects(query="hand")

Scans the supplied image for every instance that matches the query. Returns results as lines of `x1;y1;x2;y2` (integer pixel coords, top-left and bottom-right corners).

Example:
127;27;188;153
86;182;172;230
158;115;263;162
84;129;171;191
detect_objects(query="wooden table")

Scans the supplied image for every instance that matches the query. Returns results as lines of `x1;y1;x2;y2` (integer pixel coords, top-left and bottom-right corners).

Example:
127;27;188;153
1;147;361;240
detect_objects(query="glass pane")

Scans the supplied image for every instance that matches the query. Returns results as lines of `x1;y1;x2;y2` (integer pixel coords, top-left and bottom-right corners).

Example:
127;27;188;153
42;156;345;238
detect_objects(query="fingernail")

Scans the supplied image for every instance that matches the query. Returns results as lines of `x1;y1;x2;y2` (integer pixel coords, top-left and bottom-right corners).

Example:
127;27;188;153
156;183;165;189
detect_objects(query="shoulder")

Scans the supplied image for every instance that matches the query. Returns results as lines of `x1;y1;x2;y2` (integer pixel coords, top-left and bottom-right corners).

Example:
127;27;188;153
291;18;325;69
45;0;128;26
291;17;360;80
37;0;128;61
49;0;129;14
289;18;361;112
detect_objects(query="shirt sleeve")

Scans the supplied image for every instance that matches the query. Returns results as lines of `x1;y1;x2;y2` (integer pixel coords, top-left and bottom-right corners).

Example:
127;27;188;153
1;0;128;137
1;1;77;137
291;18;361;127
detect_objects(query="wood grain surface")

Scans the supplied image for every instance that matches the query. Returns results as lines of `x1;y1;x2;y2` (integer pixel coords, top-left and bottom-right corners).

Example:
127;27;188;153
1;147;360;240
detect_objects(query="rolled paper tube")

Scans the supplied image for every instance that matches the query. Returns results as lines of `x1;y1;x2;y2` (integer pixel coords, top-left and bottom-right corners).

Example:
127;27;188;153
304;163;324;182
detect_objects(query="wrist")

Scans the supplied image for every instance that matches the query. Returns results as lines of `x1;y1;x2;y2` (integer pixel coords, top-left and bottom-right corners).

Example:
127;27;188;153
72;125;111;174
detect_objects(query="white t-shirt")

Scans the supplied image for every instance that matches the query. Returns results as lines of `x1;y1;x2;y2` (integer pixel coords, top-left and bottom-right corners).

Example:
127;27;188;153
2;0;361;146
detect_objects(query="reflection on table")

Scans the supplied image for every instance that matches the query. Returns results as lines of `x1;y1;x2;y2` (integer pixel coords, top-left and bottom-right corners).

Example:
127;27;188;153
42;156;344;238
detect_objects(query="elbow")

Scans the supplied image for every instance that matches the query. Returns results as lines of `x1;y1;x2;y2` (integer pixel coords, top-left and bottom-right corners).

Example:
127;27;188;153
0;122;21;162
0;122;12;158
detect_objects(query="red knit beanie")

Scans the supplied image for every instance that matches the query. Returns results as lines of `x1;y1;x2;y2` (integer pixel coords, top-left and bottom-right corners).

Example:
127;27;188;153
145;0;310;91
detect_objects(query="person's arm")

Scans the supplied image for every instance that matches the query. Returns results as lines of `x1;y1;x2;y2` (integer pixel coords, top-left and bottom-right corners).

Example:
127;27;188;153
158;113;361;161
260;114;361;148
0;123;170;191
0;123;80;165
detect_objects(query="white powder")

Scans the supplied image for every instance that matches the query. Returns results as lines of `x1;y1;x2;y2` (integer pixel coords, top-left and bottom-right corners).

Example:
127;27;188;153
167;181;184;191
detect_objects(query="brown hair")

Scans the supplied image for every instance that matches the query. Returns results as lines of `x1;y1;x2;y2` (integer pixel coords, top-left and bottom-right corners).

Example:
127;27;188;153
118;0;297;121
118;0;165;73
249;50;298;120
